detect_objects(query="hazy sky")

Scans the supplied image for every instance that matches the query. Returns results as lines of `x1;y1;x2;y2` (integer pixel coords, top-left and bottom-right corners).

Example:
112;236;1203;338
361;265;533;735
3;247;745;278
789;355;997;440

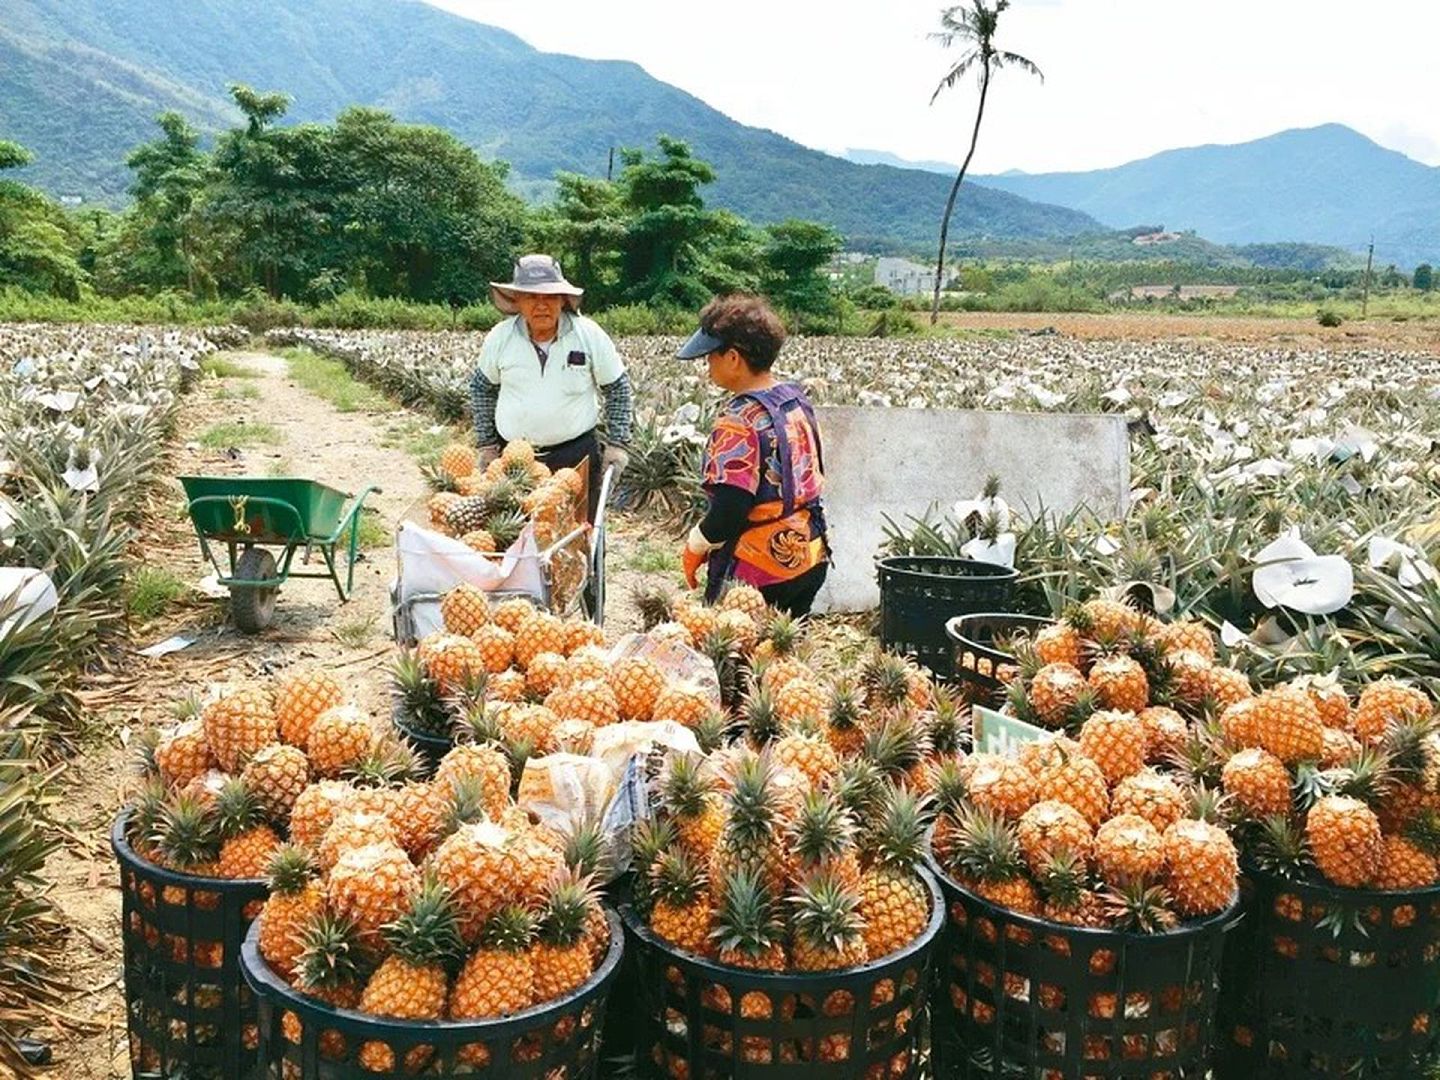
429;0;1440;173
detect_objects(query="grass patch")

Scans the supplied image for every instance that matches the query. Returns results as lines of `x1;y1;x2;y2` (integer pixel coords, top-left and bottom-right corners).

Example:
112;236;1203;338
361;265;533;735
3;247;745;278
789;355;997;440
340;509;390;551
199;421;281;449
627;542;680;574
214;382;261;401
266;457;294;477
127;566;188;623
332;614;377;648
282;348;389;413
200;354;260;379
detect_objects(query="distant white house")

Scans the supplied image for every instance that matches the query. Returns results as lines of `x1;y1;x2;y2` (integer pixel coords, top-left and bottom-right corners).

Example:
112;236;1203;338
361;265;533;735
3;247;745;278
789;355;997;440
875;257;939;297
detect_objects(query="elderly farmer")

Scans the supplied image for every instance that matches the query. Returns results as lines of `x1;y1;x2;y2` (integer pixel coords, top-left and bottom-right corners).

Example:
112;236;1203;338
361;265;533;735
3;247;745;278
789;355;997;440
677;293;830;617
470;255;632;518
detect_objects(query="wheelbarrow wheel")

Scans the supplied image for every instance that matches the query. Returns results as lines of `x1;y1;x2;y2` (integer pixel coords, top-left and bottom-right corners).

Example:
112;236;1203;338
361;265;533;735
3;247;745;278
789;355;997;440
231;548;278;633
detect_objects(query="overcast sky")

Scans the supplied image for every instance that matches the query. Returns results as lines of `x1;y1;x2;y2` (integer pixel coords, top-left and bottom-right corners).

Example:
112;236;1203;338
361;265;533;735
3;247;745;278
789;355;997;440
429;0;1440;173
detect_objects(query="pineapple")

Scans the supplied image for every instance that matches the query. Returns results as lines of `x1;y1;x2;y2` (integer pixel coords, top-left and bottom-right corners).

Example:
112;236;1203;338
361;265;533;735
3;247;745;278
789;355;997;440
649;849;715;955
317;808;401;873
499;704;560;755
151;791;221;882
563;618;605;656
788;787;863;890
240;743;310;824
513;610;567;669
559;646;610;688
491;597;538;634
773;721;841;788
1033;619;1083;668
1220;698;1262;750
524;652;568;699
1080;597;1139;641
752;609;804;667
709;751;788;905
1253;685;1326;763
1299;674;1352;730
1354;679;1431;743
1093;814;1166;886
258;845;324;982
306;704;376;779
710;866;787;971
824;678;868;758
439;442;478;481
288;779;356;849
661;754;725;861
433;743;511;819
1088;654;1150;714
964;753;1039;822
674;599;718;649
154;718;216;788
1029;740;1110;828
287;910;364;1060
545;679;620;726
471;623;516;674
1026;662;1088;729
609;657;667;721
1206;665;1254;711
274;668;345;749
1037;848;1106;927
531;870;599;1002
1159;619;1215;662
1374;835;1439;890
1077;710;1147;785
652;681;713;730
775;677;828;728
856;786;932;959
357;874;462;1074
718;582;768;625
949;805;1041;916
791;867;869;971
214;777;281;879
202;686;277;773
449;904;537;1072
418;632;487;691
1305;796;1383;887
1161;819;1238;916
1015;800;1094;876
432;821;521;943
326;841;421;951
1222;747;1293;818
440;583;490;636
388;650;448;739
1110;770;1188;834
1138;706;1188;763
428;491;462;532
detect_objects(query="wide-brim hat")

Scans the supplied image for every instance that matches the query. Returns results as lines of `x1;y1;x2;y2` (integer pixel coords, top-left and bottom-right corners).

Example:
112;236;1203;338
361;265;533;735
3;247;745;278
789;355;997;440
490;254;583;315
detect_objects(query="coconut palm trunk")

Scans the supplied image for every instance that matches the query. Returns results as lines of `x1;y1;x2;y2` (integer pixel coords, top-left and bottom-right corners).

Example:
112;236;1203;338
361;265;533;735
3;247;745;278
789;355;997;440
931;62;992;326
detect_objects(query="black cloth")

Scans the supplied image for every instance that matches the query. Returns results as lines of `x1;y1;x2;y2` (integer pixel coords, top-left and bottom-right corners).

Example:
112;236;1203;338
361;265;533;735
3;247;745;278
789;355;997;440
759;563;827;618
503;428;603;522
698;483;755;547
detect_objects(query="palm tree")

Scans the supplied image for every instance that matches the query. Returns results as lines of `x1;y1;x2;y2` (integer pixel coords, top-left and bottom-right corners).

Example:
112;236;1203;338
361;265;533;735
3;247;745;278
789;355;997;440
928;1;1043;324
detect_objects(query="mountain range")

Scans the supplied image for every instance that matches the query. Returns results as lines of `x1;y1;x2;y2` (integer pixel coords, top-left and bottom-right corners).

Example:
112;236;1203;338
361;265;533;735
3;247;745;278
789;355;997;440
0;0;1094;252
2;0;1437;264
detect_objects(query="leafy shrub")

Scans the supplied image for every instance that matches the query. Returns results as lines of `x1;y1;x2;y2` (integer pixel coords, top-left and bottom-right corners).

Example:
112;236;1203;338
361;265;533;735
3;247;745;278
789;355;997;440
1316;308;1344;327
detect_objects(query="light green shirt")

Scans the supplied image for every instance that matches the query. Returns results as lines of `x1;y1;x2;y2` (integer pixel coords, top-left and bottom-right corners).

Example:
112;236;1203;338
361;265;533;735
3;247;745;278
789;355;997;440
477;313;625;447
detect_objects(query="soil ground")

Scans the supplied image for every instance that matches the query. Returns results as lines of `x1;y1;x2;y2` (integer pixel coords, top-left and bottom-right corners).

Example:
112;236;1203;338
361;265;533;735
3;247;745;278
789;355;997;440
35;351;675;1079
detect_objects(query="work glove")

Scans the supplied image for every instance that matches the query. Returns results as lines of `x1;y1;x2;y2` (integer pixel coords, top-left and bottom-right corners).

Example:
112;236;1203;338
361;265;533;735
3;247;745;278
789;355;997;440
475;444;501;471
602;443;630;482
682;523;720;590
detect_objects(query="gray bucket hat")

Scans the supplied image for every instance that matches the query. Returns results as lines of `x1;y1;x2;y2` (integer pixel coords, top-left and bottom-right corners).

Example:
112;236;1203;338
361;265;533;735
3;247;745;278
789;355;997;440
489;254;584;314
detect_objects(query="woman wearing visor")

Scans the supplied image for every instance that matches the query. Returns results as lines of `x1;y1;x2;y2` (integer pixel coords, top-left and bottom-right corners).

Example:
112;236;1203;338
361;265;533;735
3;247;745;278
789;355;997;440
676;294;830;617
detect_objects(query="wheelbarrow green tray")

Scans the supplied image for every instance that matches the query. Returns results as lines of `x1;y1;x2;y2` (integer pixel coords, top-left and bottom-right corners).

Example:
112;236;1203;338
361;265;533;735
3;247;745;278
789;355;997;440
180;475;380;631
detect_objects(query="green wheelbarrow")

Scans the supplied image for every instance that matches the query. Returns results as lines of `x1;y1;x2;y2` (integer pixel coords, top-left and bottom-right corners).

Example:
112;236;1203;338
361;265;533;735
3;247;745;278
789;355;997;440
180;476;382;633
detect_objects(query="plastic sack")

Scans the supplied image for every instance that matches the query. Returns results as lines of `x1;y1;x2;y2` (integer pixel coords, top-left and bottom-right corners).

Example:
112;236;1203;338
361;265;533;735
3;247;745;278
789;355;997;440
393;520;544;639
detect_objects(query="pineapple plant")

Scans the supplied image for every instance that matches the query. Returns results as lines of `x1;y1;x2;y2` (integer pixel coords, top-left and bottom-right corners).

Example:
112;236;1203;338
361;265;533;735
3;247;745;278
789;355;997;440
790;867;869;971
709;751;788;906
661;754;725;861
287;910;364;1060
258;845;324;982
788;787;863;890
214;777;281;879
389;650;449;739
649;849;714;955
856;786;932;959
449;905;537;1032
531;870;600;1001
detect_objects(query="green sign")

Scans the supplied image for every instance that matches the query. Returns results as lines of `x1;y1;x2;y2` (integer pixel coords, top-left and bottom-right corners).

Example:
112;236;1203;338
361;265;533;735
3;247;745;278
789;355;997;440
972;706;1054;758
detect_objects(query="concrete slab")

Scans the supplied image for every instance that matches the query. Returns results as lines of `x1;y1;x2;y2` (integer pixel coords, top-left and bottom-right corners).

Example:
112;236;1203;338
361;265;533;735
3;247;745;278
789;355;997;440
812;407;1130;612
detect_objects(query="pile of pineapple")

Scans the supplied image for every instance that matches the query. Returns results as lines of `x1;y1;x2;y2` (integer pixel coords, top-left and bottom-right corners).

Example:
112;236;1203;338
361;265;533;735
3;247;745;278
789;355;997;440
128;669;613;1072
425;439;582;554
396;583;774;753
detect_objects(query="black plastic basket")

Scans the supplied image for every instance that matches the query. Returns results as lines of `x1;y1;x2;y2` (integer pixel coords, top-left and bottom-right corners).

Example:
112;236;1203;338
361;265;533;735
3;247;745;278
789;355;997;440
242;906;624;1077
1215;864;1440;1077
876;557;1019;679
391;707;452;778
113;809;269;1079
945;612;1054;707
927;854;1241;1078
620;867;944;1078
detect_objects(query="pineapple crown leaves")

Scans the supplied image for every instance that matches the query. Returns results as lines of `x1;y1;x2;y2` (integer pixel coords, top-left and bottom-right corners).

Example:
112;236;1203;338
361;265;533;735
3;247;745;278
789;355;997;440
296;909;366;992
924;686;971;755
830;755;886;820
1379;710;1440;785
692;709;734;755
868;784;931;872
951;804;1026;884
267;843;318;895
343;737;417;789
561;814;611;880
445;668;492;716
479;903;538;953
699;623;744;664
538;869;599;948
629;818;678;877
1313;745;1395;808
661;753;717;819
382;874;465;969
789;868;866;952
1406;808;1440;857
929;757;970;818
864;650;916;711
762;611;802;656
1247;814;1314;880
1036;847;1091;909
630;582;676;631
456;700;505;748
129;777;170;845
441;774;494;833
723;750;780;841
863;714;928;779
709;866;784;958
1101;880;1179;935
389;649;448;736
172;691;204;723
1186;781;1230;826
789;788;858;866
153;792;221;870
741;686;783;746
650;848;708;908
826;678;866;732
1063;685;1101;734
130;726;161;779
214;777;264;840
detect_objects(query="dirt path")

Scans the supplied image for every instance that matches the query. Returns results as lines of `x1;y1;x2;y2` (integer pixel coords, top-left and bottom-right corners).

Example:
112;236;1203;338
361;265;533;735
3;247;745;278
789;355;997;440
35;350;678;1078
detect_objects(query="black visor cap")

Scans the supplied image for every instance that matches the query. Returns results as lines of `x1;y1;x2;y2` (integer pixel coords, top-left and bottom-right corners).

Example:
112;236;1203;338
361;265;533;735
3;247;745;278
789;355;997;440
676;328;727;360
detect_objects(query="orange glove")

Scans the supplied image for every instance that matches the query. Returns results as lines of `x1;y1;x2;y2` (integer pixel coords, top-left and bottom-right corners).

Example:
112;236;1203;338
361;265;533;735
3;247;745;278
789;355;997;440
682;524;718;590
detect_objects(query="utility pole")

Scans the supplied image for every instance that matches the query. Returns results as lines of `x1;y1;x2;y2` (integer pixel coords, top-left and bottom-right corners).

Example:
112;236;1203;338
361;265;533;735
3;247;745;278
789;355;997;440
1361;236;1374;319
606;147;614;182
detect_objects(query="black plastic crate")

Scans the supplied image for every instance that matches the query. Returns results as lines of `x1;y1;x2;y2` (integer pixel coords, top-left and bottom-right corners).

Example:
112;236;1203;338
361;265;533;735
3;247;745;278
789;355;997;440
620;867;944;1078
1215;864;1440;1077
242;906;624;1077
928;854;1241;1078
391;707;452;778
945;612;1054;707
877;557;1019;679
113;810;268;1079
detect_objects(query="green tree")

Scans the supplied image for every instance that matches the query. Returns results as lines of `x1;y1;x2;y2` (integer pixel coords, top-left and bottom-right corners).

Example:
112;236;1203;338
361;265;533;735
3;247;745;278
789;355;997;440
928;1;1043;324
0;140;85;298
761;219;842;319
531;172;628;307
617;136;722;308
1414;263;1434;291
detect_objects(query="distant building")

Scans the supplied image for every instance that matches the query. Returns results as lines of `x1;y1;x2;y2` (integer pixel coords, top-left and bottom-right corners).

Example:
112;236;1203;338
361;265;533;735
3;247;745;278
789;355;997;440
1132;232;1184;246
875;257;940;297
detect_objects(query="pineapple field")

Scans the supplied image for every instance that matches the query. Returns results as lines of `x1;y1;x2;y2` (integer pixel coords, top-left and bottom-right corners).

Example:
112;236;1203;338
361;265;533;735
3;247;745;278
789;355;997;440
4;316;1440;1078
